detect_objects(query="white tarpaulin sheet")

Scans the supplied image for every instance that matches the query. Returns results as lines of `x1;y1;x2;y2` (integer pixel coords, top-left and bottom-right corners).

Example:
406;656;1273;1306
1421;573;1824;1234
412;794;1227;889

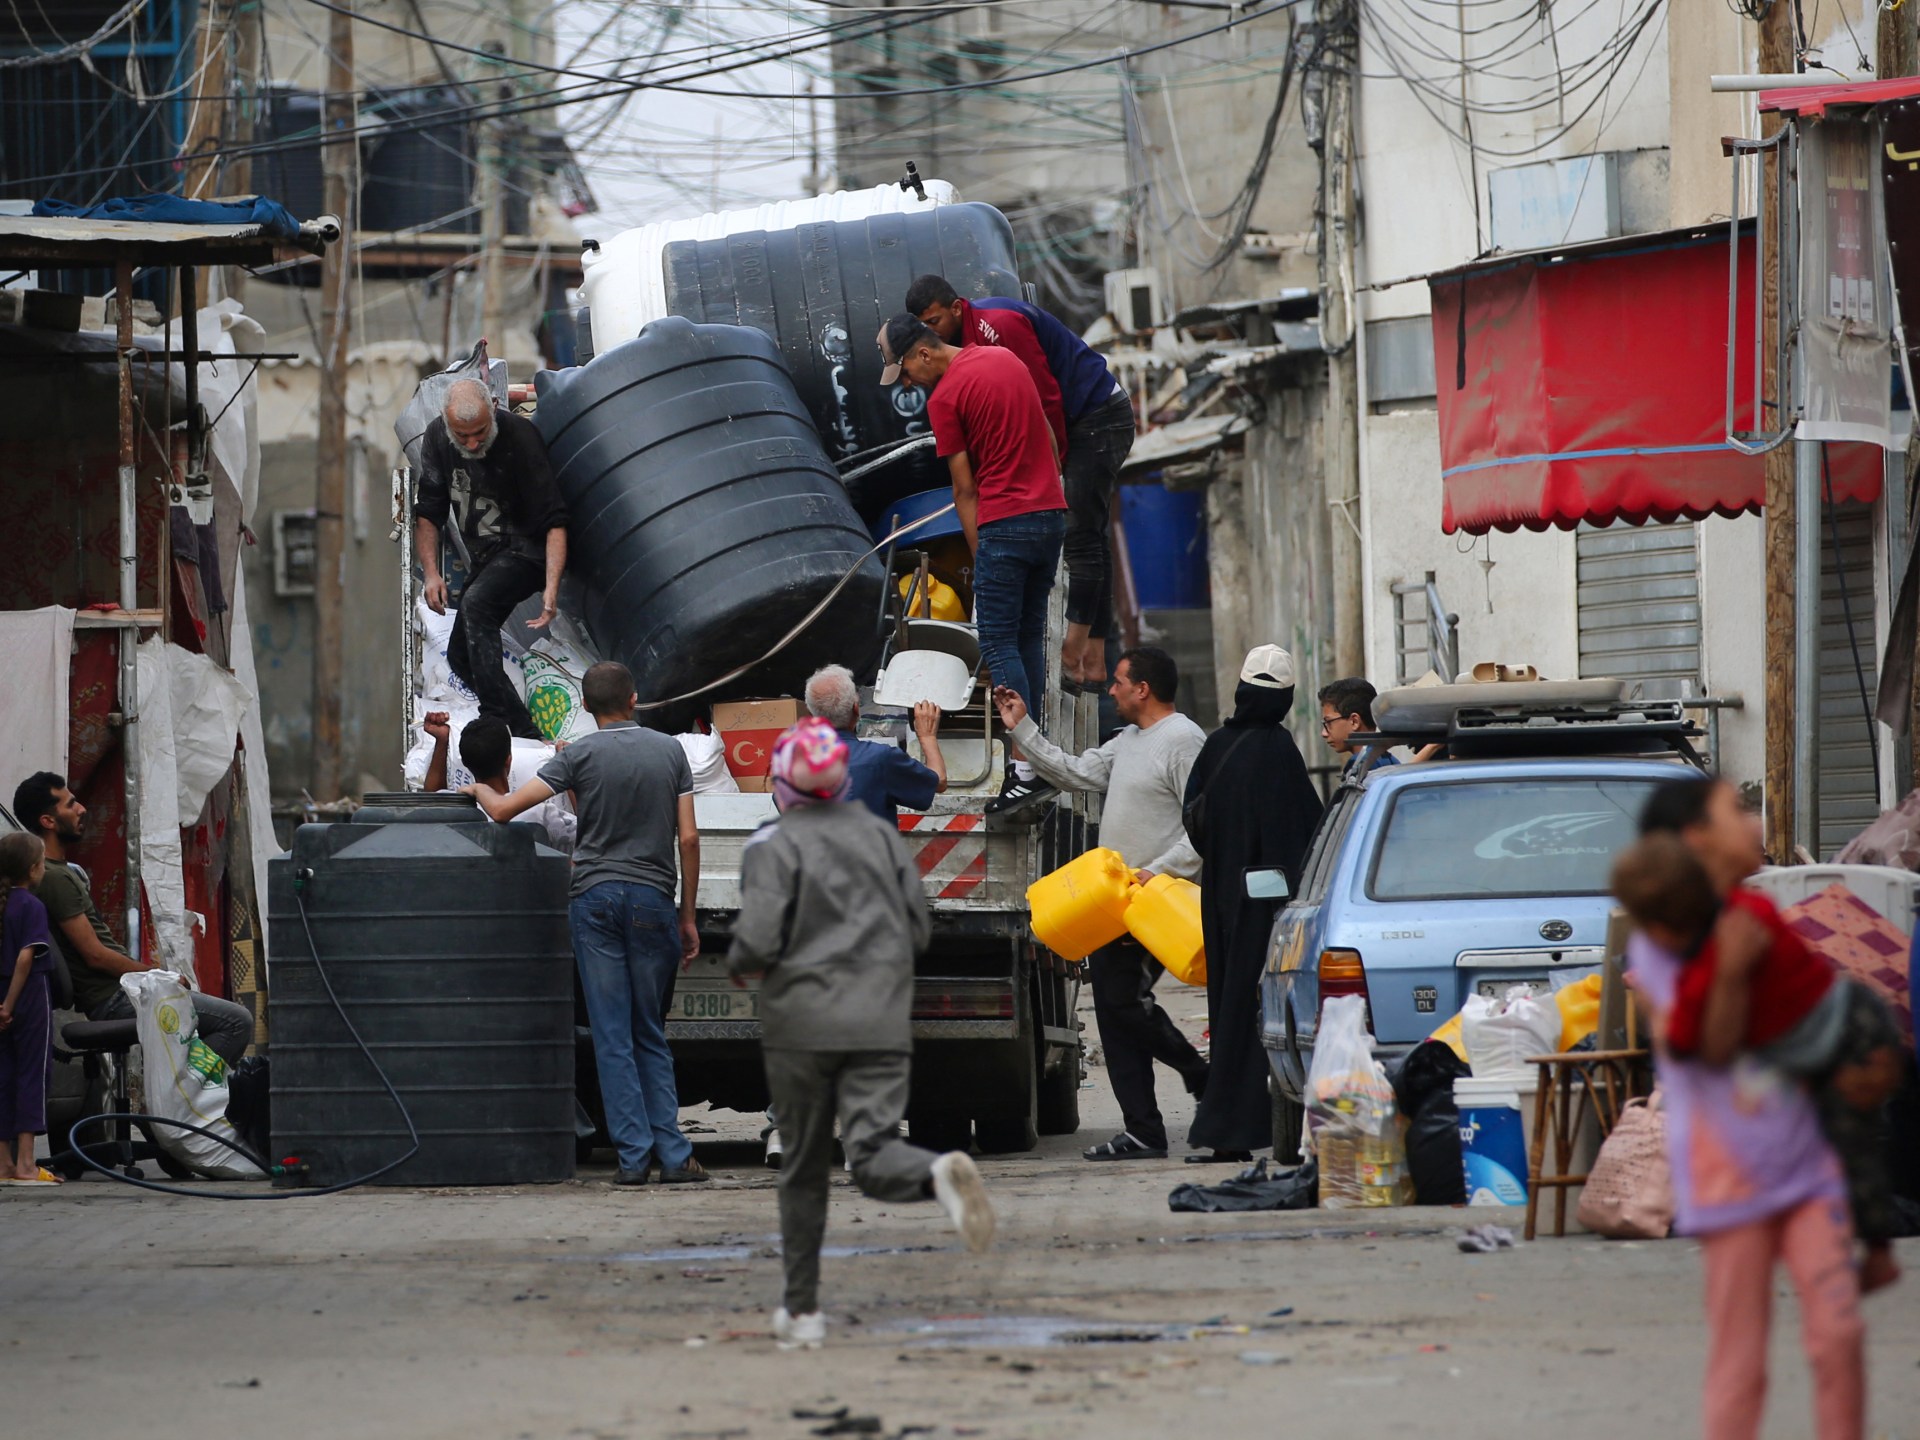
0;606;74;795
136;636;254;973
1798;113;1902;449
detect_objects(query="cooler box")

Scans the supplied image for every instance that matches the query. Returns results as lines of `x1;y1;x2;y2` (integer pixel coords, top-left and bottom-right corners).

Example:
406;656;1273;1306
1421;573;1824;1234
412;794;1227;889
1455;1075;1536;1206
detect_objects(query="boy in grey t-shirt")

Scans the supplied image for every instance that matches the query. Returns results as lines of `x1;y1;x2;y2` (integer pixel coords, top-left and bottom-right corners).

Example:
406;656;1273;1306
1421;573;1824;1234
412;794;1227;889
467;661;705;1185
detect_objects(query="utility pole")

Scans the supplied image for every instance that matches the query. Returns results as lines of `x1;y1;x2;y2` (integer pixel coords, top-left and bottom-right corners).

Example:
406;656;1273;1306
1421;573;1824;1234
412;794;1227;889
1319;0;1364;678
313;0;355;803
1759;0;1798;861
227;0;262;306
1882;0;1920;788
478;119;507;358
179;0;230;204
478;34;512;363
178;0;233;311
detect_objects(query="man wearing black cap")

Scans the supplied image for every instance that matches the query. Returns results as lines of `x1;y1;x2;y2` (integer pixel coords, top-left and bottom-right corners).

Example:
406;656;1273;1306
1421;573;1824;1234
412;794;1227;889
879;314;1067;814
905;275;1133;690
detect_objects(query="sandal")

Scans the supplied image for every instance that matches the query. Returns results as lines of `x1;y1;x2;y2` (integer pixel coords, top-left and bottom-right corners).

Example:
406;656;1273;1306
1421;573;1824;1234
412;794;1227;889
1;1169;60;1186
1182;1150;1254;1165
658;1157;711;1185
1083;1132;1168;1162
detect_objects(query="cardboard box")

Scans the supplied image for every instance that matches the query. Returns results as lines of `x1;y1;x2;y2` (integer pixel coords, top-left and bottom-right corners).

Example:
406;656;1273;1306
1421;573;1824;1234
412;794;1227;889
712;698;803;783
734;776;774;794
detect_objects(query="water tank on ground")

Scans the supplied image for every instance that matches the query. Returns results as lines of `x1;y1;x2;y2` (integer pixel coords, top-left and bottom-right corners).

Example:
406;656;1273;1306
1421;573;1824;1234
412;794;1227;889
577;187;1023;517
265;818;574;1187
535;317;886;719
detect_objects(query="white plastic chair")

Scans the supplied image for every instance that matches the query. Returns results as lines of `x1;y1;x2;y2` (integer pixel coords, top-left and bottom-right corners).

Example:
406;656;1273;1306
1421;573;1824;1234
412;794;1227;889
1747;864;1920;930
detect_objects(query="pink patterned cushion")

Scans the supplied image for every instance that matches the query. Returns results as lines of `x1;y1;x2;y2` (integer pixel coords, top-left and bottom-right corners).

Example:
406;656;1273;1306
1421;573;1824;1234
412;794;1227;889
1781;884;1913;1045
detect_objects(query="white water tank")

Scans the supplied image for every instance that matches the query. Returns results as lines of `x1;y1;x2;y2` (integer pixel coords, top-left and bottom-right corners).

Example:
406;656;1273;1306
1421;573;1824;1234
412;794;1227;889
578;178;960;350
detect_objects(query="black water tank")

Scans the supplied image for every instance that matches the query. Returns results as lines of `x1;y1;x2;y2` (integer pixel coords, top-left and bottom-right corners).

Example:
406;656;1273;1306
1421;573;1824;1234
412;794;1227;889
266;819;573;1187
362;89;478;234
256;88;327;222
535;317;886;716
661;202;1023;516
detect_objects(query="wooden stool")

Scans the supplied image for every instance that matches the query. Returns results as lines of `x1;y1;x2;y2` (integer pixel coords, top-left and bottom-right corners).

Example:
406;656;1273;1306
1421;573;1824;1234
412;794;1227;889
1522;1049;1650;1240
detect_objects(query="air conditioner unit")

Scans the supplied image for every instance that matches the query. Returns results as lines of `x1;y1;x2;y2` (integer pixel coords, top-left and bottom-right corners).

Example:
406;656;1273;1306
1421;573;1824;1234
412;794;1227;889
1104;268;1160;335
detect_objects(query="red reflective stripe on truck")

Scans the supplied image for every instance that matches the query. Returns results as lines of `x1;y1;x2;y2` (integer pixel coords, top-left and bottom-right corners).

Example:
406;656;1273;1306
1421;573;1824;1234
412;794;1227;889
937;851;989;900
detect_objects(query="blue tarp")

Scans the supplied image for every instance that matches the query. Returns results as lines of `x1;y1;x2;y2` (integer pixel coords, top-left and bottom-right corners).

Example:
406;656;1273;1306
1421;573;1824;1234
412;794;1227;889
31;193;303;241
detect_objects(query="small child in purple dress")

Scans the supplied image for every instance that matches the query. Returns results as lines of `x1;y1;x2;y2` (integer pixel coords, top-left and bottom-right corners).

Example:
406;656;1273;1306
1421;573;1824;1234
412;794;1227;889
0;831;58;1183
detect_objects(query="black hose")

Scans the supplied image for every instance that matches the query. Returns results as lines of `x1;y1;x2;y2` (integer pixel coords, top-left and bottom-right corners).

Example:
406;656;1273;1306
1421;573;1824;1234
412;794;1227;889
62;887;422;1199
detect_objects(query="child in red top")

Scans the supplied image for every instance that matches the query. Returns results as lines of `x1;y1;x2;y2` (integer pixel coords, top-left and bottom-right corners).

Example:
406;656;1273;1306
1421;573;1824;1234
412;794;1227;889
1613;833;1903;1254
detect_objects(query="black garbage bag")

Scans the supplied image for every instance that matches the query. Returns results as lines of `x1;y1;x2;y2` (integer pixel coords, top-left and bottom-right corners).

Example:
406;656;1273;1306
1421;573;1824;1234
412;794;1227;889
1169;1157;1318;1213
226;1055;271;1166
1389;1039;1470;1206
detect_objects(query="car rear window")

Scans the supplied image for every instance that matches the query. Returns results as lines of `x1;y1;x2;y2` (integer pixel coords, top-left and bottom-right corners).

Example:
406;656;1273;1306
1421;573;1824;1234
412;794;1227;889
1367;777;1660;901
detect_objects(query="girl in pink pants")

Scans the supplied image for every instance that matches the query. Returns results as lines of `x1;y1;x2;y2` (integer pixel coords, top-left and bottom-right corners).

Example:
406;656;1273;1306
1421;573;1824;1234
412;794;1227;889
1701;1195;1864;1438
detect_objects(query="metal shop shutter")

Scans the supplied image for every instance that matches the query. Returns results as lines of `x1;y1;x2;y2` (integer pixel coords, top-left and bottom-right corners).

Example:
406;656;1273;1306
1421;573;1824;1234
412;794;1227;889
1818;501;1880;859
1576;521;1701;695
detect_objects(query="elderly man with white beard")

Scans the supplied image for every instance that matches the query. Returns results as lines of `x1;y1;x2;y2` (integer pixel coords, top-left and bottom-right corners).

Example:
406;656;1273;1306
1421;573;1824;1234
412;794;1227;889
414;377;569;738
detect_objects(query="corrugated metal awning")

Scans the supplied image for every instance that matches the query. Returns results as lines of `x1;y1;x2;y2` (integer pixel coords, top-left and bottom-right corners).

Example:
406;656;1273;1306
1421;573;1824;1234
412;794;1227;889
0;214;332;267
1121;412;1252;475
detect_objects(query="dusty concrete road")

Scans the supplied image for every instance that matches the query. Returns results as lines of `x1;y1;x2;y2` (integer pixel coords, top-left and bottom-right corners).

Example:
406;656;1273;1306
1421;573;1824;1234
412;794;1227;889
8;988;1919;1440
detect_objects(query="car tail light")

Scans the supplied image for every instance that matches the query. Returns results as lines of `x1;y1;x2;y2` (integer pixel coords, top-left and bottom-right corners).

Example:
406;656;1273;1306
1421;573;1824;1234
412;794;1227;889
1317;948;1371;1030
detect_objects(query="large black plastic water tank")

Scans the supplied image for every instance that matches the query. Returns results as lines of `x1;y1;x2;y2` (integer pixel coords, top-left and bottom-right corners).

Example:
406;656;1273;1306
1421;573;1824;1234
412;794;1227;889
535;317;886;716
661;202;1023;516
256;88;328;223
362;89;479;235
265;819;573;1187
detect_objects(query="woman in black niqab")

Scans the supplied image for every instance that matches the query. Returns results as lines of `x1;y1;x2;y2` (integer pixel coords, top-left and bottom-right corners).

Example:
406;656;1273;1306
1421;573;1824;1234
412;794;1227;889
1182;654;1325;1157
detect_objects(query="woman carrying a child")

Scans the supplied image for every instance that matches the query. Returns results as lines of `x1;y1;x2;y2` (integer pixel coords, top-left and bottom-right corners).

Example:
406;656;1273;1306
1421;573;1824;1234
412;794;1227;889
1620;775;1900;1440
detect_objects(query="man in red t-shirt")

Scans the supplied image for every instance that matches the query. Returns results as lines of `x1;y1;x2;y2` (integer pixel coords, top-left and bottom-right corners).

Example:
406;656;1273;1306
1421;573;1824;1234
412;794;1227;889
880;313;1067;813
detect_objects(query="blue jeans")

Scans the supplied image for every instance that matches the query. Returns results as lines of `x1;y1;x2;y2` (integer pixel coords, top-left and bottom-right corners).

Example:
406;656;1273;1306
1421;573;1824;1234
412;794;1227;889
974;509;1067;713
570;880;691;1173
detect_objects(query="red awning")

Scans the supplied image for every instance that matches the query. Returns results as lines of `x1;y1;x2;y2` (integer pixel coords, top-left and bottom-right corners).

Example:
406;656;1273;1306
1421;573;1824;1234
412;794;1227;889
1760;76;1920;118
1432;226;1885;536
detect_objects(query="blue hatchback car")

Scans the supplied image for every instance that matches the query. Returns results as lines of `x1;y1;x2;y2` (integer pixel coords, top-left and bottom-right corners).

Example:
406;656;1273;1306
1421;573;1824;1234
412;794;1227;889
1260;748;1694;1146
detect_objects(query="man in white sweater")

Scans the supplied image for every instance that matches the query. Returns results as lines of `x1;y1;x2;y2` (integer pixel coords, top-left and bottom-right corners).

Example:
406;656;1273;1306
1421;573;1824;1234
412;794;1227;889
992;646;1210;1161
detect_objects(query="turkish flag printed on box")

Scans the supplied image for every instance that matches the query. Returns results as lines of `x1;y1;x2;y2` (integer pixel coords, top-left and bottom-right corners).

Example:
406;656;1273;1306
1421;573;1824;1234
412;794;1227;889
711;698;804;791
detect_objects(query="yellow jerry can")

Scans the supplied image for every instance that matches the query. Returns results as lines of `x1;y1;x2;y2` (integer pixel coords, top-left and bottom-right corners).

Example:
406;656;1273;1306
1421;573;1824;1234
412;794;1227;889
1026;847;1134;961
1125;873;1207;986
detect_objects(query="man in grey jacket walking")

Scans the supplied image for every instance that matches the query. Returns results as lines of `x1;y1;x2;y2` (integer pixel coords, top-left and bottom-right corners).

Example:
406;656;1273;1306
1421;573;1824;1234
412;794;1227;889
994;645;1209;1162
729;718;995;1351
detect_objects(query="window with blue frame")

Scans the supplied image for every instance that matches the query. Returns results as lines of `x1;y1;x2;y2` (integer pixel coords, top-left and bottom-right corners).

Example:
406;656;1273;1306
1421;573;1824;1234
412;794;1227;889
2;0;192;296
1;0;193;207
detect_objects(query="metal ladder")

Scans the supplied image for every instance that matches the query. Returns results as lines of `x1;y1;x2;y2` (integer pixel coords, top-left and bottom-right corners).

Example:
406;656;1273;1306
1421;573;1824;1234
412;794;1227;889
1392;570;1460;684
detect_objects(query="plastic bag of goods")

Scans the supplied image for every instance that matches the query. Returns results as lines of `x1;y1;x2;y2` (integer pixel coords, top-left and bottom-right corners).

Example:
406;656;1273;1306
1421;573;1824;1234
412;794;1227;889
119;969;263;1180
521;647;599;744
1460;987;1562;1078
1315;1121;1414;1210
1305;994;1396;1135
415;596;478;705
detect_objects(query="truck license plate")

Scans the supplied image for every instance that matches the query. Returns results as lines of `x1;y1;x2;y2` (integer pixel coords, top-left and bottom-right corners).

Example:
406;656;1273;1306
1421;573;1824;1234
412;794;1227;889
671;986;758;1022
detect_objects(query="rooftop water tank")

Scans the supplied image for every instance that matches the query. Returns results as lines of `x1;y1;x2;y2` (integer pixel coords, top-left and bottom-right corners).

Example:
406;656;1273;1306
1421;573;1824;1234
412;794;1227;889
535;317;886;719
265;818;573;1187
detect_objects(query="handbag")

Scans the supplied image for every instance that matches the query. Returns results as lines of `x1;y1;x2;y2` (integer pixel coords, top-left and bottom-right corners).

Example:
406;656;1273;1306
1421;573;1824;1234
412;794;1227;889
1182;728;1255;847
1576;1091;1674;1239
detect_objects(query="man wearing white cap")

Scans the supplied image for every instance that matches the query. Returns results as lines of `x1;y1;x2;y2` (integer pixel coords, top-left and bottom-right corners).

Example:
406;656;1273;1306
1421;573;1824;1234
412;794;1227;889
1181;646;1325;1160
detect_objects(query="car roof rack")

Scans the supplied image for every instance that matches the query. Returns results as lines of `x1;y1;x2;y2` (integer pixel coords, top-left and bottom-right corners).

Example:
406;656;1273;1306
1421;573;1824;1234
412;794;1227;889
1351;698;1706;765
